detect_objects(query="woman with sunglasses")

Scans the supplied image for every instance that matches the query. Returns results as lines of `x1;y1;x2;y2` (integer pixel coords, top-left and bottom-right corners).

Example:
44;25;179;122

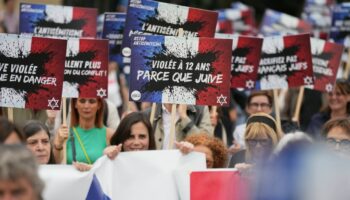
229;112;282;169
322;117;350;154
53;98;117;171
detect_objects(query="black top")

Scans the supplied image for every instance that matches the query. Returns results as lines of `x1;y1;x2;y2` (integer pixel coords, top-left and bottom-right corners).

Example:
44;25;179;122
228;150;246;168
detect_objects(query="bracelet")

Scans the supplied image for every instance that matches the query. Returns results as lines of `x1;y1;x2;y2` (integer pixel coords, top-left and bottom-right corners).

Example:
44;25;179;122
54;143;63;151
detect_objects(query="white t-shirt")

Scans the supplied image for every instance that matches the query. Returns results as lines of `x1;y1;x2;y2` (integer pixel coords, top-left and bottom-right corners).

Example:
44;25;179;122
233;123;246;149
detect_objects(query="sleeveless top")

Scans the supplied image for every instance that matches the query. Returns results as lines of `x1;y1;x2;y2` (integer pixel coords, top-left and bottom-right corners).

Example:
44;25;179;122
66;126;107;164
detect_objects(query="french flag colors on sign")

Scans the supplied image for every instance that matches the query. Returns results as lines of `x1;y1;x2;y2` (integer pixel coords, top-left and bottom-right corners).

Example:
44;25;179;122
0;34;66;110
19;3;97;38
129;35;232;106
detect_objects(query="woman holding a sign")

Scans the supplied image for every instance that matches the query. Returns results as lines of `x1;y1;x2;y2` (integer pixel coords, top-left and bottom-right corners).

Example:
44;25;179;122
53;98;116;171
108;112;156;152
307;80;350;138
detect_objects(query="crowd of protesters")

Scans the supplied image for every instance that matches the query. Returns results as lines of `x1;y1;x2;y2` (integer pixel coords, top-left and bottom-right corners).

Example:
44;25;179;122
1;79;349;198
1;0;350;199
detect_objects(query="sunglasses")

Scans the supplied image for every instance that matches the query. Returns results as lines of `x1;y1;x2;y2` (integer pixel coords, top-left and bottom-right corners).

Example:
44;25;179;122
78;99;97;104
326;138;350;151
246;139;272;147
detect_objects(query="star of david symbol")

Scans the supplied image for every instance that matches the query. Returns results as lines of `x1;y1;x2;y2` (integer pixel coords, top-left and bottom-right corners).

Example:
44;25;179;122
325;83;333;93
96;88;107;98
246;79;255;89
48;97;59;110
303;76;313;85
217;94;227;106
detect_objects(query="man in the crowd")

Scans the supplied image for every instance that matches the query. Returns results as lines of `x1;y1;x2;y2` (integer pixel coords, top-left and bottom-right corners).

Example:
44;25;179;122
232;91;273;151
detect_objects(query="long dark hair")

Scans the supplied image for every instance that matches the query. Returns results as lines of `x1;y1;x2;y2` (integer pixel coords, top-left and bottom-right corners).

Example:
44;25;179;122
23;120;55;164
110;112;156;151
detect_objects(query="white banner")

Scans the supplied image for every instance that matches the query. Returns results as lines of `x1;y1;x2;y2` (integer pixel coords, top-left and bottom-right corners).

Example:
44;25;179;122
39;150;206;200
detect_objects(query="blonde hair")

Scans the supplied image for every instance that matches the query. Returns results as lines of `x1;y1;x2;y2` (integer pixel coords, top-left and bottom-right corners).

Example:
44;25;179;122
244;113;282;159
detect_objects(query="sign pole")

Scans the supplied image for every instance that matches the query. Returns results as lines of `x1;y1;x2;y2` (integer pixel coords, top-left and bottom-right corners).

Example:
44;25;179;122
7;108;13;122
150;103;157;126
273;89;283;134
168;104;177;150
344;50;350;79
292;86;305;125
61;97;67;164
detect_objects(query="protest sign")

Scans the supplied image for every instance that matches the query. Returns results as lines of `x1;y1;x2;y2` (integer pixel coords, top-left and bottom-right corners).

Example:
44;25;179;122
129;35;232;106
216;20;234;34
256;34;314;90
190;170;249;200
39;150;205;200
122;1;217;49
260;9;313;36
309;38;343;92
302;0;335;39
0;34;66;110
19;3;97;38
330;3;350;46
63;38;108;98
216;33;262;89
231;2;251;9
121;0;218;74
330;3;350;77
102;13;126;68
217;6;257;35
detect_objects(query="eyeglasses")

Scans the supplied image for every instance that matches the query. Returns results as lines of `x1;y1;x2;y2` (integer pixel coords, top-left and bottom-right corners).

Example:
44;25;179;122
246;139;272;147
78;99;97;104
326;138;350;151
248;103;271;110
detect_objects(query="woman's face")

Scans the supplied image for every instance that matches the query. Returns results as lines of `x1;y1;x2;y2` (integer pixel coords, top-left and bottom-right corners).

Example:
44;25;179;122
246;132;273;163
327;88;350;112
123;122;149;151
26;130;51;164
326;126;350;154
194;145;214;168
75;98;100;120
